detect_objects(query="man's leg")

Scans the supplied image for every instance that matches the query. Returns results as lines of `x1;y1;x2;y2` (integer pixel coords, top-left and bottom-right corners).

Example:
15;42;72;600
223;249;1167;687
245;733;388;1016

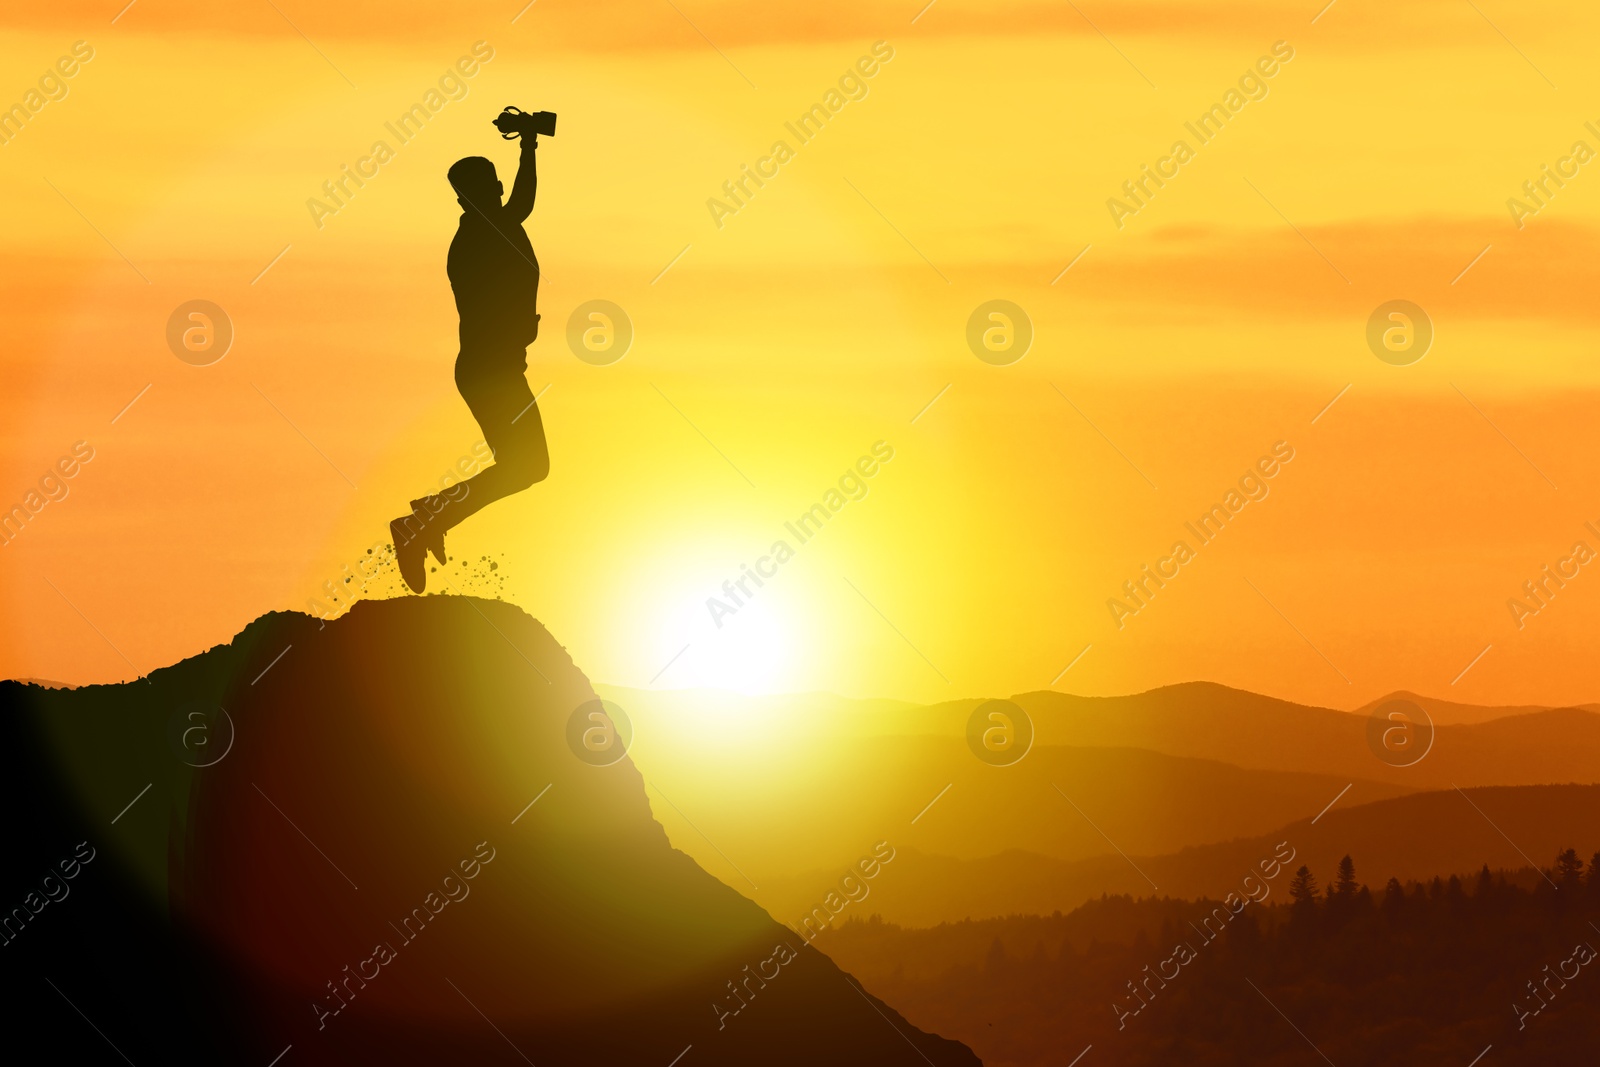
391;350;547;593
426;363;549;532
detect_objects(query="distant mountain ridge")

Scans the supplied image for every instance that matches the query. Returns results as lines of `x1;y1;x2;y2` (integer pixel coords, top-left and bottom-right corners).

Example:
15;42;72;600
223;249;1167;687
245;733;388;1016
759;784;1600;926
1355;687;1600;725
1011;681;1600;788
610;680;1600;790
606;679;1600;901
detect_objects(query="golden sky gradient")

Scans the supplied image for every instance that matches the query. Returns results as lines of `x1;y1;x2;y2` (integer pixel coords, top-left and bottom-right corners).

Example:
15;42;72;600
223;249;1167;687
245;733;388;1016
4;0;1600;709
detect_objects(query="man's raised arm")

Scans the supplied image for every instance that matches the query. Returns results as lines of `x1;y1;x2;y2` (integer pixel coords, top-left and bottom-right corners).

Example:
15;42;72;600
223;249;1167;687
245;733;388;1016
505;135;538;222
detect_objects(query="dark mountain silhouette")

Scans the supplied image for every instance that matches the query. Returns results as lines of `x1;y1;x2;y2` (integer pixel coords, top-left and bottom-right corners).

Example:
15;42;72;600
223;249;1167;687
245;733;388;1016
763;785;1600;926
0;596;978;1066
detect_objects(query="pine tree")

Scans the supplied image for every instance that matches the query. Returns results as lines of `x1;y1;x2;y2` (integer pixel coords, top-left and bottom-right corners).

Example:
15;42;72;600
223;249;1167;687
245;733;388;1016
1554;848;1584;893
1289;865;1319;904
1288;866;1321;932
1333;855;1358;898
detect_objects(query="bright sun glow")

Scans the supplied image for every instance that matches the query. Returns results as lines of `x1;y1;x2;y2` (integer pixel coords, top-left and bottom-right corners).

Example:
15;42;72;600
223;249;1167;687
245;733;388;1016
616;539;815;696
672;596;798;695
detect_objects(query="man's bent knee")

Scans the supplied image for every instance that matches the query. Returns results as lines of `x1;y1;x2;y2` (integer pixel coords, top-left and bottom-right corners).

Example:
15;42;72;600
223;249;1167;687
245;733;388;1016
504;451;549;490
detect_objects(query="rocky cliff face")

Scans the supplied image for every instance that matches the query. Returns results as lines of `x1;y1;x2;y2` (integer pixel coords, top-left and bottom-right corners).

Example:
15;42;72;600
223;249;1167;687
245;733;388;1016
0;595;979;1065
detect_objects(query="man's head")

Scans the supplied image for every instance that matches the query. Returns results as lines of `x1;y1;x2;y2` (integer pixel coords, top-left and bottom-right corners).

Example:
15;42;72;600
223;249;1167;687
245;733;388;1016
448;156;503;209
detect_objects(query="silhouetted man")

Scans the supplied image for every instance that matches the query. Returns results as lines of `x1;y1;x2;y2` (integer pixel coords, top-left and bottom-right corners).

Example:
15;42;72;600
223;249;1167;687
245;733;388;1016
391;118;548;593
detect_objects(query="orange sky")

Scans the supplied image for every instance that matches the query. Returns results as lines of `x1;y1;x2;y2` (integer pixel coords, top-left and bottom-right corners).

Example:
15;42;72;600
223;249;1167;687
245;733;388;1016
4;0;1600;709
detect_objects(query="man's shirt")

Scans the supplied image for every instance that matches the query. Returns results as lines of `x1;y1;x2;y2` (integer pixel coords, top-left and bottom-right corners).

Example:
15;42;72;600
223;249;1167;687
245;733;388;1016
447;142;540;361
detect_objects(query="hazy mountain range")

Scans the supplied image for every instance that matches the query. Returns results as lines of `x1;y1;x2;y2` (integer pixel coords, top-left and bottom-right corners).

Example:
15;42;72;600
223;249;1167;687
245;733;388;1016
606;681;1600;926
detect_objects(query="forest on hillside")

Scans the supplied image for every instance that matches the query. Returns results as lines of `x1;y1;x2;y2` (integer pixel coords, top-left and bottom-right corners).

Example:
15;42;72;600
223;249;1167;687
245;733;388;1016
820;850;1600;1067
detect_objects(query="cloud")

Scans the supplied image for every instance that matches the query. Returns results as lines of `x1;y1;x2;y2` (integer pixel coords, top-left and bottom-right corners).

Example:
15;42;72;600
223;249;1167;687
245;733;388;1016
1051;217;1600;324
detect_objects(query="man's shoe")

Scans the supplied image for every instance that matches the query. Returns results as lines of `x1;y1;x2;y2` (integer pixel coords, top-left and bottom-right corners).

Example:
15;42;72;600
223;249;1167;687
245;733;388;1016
391;516;427;594
410;498;448;567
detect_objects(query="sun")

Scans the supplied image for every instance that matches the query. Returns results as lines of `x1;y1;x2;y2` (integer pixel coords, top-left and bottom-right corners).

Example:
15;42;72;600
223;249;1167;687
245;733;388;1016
596;532;816;697
672;595;798;695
